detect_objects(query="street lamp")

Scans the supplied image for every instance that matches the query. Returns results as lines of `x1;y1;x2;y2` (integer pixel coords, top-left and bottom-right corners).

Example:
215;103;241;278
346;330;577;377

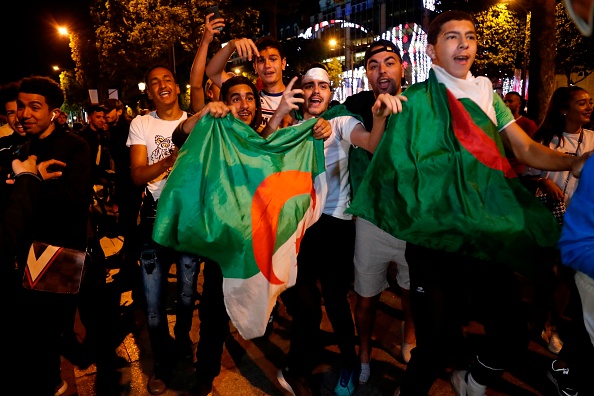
138;82;146;94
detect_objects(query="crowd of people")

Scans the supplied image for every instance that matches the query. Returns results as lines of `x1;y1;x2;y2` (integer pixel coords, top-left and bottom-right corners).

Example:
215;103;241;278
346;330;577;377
1;7;594;396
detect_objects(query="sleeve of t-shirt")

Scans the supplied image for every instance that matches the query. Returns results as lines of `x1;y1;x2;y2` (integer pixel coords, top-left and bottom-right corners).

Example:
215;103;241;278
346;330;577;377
126;115;146;147
493;94;515;132
333;116;363;146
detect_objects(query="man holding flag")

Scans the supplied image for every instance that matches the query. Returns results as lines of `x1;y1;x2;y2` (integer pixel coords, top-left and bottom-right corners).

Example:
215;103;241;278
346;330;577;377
345;11;593;396
267;63;405;396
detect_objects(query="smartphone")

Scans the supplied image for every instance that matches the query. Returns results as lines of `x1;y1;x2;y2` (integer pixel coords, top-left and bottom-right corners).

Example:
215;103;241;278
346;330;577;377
206;6;223;31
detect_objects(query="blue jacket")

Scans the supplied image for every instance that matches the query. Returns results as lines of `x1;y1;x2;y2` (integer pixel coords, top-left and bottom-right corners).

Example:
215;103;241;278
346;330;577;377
559;155;594;279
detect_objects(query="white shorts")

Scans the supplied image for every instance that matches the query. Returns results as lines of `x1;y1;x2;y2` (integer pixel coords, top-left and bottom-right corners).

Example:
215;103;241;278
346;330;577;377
575;271;594;348
354;217;410;297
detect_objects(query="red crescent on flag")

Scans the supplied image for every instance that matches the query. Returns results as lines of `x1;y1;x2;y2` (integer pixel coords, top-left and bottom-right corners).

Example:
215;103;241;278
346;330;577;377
447;89;517;178
251;171;316;285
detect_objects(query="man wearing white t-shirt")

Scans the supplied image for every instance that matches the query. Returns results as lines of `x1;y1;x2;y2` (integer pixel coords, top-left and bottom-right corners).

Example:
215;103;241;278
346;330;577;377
268;63;404;396
126;65;201;395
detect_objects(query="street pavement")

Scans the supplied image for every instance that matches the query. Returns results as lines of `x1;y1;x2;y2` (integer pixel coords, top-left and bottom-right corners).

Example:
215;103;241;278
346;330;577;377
57;238;561;396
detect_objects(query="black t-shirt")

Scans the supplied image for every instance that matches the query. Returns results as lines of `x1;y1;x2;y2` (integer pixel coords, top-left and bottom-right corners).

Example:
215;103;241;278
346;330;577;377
343;90;376;131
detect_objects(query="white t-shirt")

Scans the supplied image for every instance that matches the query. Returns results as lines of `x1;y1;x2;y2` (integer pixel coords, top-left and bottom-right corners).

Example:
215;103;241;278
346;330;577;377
126;110;188;200
299;115;362;220
259;90;283;131
526;128;594;205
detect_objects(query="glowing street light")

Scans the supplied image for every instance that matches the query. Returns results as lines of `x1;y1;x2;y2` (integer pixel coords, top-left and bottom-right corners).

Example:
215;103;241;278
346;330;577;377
138;82;146;93
58;26;69;36
329;38;337;50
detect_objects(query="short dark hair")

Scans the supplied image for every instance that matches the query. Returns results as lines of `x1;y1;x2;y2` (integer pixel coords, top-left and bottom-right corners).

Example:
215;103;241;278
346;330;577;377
220;76;262;130
87;104;107;115
428;10;476;45
505;91;522;99
364;39;402;67
18;76;64;110
103;98;124;112
0;81;20;116
254;36;285;59
144;64;178;85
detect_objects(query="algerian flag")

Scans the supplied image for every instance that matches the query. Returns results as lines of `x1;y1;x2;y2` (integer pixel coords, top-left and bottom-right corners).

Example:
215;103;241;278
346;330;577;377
347;70;560;277
152;114;326;340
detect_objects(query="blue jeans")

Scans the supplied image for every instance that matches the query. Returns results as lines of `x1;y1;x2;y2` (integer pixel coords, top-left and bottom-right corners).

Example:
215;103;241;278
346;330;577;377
139;236;201;366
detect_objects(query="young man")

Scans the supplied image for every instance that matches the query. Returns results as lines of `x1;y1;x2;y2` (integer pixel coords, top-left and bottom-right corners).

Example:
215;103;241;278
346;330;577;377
0;81;28;205
342;39;417;384
79;104;108;184
269;64;403;396
171;75;263;396
102;98;143;292
345;11;592;396
205;35;288;131
16;75;92;395
127;65;201;395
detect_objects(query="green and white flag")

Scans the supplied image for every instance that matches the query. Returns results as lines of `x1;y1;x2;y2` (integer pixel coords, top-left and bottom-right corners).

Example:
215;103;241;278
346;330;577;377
153;114;326;339
347;70;560;277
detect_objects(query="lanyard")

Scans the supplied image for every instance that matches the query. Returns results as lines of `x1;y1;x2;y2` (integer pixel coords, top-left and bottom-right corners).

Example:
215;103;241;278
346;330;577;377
562;129;584;195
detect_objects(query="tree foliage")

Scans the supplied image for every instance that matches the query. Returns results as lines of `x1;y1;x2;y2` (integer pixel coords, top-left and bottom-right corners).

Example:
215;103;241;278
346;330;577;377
325;58;344;91
473;4;527;79
555;2;594;84
81;0;259;105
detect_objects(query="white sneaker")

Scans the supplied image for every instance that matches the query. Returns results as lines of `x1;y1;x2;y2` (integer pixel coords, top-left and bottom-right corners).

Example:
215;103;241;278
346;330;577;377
401;321;416;363
359;362;371;384
451;370;487;396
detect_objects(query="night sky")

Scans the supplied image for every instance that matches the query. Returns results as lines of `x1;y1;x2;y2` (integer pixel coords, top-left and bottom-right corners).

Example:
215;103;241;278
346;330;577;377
2;0;91;85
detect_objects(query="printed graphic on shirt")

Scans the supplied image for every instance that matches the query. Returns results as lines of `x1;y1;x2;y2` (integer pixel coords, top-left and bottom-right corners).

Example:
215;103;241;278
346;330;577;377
150;135;175;177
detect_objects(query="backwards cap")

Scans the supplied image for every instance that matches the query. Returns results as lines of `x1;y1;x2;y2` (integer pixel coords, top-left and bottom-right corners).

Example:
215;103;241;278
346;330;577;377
364;39;402;67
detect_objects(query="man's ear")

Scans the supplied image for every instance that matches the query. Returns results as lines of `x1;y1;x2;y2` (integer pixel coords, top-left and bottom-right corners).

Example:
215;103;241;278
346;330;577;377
426;44;436;60
282;58;287;71
50;109;59;122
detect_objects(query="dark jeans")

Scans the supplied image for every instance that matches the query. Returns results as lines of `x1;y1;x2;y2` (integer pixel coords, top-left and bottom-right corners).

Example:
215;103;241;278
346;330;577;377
195;260;230;385
283;214;357;376
400;243;529;395
138;205;201;368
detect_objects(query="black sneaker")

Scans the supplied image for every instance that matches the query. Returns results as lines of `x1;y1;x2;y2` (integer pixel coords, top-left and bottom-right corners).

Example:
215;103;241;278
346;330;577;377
147;363;172;395
547;360;578;396
277;367;312;396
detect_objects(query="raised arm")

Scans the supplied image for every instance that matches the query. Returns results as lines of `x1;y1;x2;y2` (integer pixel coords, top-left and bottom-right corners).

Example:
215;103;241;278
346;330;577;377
205;38;260;89
172;101;234;147
190;12;225;113
500;122;592;177
260;76;303;138
350;93;407;153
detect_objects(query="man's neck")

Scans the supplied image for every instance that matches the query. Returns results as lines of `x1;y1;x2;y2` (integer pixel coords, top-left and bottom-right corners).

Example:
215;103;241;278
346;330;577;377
38;123;56;139
263;81;285;94
156;104;183;121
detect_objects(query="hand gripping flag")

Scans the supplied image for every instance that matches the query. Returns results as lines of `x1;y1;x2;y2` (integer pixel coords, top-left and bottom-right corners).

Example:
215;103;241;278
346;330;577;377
152;114;326;339
347;70;560;277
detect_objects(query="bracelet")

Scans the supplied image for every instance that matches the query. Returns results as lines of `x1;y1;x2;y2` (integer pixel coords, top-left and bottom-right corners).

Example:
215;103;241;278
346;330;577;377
15;172;42;181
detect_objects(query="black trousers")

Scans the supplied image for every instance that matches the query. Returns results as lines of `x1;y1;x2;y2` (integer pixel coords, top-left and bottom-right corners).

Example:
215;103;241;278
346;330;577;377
283;214;358;376
400;243;529;395
194;260;230;385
